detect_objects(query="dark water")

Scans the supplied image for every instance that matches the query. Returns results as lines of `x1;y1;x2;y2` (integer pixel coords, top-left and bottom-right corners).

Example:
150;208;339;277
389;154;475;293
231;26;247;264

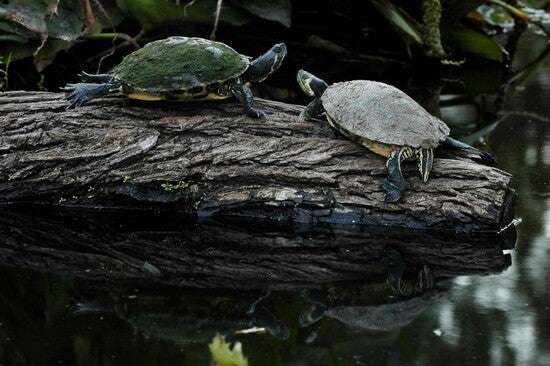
1;42;549;366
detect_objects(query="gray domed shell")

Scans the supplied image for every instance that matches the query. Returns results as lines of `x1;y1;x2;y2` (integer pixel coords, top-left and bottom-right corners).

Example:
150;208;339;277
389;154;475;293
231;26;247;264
111;37;250;92
321;80;450;149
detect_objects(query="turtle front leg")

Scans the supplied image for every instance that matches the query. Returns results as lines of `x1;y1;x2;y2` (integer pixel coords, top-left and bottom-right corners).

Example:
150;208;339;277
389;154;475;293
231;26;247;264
231;83;266;118
299;97;324;121
381;147;414;202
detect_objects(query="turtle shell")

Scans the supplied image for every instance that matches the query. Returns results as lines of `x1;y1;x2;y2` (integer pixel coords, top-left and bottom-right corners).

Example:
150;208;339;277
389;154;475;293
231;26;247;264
111;37;250;92
321;80;450;149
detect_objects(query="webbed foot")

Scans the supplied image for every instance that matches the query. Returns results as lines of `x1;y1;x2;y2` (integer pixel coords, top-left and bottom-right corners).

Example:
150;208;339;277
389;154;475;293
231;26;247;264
62;82;116;108
63;83;95;108
381;179;406;202
382;148;411;202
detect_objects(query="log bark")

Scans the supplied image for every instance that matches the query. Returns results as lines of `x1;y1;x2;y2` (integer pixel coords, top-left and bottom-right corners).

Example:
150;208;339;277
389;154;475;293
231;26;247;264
0;91;515;231
0;208;512;289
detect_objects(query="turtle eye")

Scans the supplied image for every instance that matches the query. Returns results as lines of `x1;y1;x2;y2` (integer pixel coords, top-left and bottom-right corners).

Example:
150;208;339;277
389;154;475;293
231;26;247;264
273;46;282;53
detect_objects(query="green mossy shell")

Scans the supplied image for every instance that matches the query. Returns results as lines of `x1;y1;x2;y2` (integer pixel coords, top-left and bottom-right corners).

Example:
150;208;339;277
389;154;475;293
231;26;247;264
111;37;250;92
321;80;450;149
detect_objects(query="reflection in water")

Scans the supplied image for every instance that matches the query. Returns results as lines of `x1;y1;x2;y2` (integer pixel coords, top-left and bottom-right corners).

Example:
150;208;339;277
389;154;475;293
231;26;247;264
0;207;513;365
299;285;446;331
426;61;550;366
69;288;290;343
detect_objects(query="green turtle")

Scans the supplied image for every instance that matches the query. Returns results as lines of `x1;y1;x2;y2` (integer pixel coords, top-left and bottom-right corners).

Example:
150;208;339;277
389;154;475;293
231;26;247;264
63;36;287;118
296;69;479;202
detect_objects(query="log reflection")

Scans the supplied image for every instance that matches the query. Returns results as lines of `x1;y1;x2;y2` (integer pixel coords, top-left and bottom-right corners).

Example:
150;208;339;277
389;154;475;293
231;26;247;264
0;207;513;288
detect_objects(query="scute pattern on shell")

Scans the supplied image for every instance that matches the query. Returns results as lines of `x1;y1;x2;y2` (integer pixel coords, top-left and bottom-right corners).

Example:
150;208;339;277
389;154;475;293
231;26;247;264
111;37;250;92
321;80;450;149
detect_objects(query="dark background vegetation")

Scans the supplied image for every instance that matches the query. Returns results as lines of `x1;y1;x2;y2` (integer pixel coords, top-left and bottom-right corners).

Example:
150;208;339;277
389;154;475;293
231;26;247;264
0;0;548;111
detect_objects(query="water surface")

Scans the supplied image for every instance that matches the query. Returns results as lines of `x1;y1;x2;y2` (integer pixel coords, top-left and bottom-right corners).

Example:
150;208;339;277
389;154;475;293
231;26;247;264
0;43;549;366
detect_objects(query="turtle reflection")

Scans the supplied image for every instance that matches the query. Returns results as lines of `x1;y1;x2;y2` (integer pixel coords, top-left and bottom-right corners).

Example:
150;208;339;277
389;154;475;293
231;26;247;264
70;288;290;345
299;248;441;331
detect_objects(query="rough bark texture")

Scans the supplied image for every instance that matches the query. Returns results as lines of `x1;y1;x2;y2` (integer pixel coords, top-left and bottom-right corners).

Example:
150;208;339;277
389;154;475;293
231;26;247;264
0;208;512;289
0;91;514;231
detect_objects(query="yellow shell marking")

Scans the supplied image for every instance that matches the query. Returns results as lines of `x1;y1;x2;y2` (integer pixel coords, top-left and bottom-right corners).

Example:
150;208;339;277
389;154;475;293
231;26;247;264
204;94;231;101
365;146;392;158
124;79;245;102
127;92;162;101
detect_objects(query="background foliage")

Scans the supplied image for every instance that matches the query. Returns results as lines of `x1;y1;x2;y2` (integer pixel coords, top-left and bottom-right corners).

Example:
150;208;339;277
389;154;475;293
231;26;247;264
0;0;548;92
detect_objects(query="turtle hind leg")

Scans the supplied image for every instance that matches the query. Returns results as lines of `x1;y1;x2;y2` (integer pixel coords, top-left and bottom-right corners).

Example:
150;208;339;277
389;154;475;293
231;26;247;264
299;97;323;121
415;148;434;182
231;83;265;118
62;82;118;108
381;147;413;202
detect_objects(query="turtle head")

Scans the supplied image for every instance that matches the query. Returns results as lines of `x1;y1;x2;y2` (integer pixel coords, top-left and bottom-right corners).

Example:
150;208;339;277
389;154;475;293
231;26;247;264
244;43;287;83
297;70;328;98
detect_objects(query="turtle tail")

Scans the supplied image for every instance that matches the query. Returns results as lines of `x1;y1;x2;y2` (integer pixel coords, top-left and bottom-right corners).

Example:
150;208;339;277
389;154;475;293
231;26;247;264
443;137;497;166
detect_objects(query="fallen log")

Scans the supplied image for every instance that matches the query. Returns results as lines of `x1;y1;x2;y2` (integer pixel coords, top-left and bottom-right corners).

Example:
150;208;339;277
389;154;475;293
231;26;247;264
0;91;515;231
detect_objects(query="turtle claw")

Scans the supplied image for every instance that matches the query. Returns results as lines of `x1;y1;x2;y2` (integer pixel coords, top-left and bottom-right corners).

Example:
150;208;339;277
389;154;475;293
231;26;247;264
62;83;91;108
231;83;266;118
381;179;405;202
249;109;266;118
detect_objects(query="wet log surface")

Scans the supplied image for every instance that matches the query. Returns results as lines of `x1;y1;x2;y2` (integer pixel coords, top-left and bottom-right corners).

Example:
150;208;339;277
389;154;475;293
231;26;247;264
0;208;512;289
0;91;515;232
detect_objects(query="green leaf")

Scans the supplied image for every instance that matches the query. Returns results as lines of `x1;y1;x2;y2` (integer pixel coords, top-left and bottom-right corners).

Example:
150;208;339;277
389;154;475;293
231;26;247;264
0;1;48;40
92;0;127;31
45;3;84;42
230;0;291;27
115;0;252;31
34;39;69;72
442;25;505;62
0;33;27;43
209;335;249;366
0;0;126;69
370;0;423;46
0;41;34;62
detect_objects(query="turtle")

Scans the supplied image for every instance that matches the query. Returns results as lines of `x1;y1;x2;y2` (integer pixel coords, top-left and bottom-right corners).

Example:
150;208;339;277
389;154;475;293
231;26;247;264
296;69;480;202
63;36;287;118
